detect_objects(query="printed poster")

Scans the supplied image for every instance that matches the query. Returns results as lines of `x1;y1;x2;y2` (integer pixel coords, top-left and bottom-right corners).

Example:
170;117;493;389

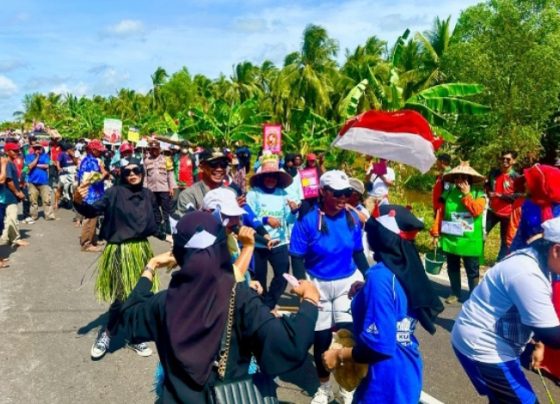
300;168;320;199
263;124;282;154
103;118;122;144
127;127;140;142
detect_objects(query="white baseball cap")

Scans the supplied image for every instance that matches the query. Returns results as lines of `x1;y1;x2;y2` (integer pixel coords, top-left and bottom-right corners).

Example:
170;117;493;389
543;216;560;243
202;188;246;217
319;170;351;191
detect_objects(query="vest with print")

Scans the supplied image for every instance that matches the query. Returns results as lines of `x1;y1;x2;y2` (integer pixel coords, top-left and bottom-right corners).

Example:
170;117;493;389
441;187;485;257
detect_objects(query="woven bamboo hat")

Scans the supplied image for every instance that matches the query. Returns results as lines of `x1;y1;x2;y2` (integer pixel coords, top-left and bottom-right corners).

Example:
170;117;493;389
250;153;293;189
443;161;485;184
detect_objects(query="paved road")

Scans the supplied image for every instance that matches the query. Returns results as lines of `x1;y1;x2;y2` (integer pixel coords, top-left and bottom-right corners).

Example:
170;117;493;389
0;209;558;403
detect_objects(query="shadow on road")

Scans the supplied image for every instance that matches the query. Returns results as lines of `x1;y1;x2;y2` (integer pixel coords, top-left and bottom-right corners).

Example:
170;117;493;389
278;353;319;398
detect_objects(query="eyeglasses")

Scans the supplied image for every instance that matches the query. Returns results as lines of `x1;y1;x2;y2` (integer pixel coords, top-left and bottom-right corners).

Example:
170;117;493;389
325;187;353;198
123;166;142;176
501;157;512;162
207;160;229;169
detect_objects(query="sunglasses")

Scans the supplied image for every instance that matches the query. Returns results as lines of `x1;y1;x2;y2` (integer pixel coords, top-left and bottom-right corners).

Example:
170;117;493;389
325;187;353;198
123;166;142;176
501;157;512;162
207;160;229;169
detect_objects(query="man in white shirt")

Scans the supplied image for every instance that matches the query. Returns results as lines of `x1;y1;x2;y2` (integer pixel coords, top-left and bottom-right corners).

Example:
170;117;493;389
451;216;560;403
365;158;395;208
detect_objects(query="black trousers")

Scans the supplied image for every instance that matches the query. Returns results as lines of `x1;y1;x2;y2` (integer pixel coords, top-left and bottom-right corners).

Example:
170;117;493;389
486;210;510;261
154;191;173;234
446;253;480;297
253;245;289;309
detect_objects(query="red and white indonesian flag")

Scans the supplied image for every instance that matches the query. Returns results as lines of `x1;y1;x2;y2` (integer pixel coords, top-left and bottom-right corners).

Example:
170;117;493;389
332;109;443;174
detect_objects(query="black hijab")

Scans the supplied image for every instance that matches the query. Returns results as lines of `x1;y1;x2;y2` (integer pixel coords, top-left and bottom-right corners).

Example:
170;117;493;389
120;157;145;192
365;205;443;334
284;153;298;177
166;211;235;386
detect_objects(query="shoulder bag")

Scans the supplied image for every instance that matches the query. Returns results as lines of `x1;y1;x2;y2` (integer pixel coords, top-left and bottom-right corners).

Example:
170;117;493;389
211;285;278;404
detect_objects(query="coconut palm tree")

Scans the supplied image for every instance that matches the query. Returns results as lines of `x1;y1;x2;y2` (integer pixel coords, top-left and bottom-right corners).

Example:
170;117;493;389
225;61;262;103
416;16;453;89
277;24;339;124
150;67;168;111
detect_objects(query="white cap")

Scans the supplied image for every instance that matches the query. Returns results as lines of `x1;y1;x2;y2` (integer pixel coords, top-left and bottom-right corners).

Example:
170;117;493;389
376;209;400;235
202;188;246;217
543;217;560;243
320;170;351;191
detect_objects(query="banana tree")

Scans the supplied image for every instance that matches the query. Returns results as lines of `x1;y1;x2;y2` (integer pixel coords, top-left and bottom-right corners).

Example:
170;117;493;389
346;29;490;142
176;99;268;149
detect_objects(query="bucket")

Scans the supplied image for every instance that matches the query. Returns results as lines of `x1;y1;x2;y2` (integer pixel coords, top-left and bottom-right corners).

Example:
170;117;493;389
425;250;446;275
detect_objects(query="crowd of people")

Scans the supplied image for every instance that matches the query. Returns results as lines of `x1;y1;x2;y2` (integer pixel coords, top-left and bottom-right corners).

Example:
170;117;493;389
1;126;559;403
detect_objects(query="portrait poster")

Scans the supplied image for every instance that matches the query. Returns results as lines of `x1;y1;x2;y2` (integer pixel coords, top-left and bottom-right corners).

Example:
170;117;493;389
263;124;282;154
103;118;122;144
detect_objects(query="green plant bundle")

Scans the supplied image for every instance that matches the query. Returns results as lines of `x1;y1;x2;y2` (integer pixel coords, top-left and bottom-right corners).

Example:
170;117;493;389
95;240;157;303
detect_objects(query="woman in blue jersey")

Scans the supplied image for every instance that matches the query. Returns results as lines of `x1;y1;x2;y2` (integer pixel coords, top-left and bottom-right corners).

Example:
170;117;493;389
322;205;443;404
289;170;369;404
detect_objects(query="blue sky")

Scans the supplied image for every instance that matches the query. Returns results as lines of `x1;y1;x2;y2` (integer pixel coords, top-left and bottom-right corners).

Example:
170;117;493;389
0;0;481;122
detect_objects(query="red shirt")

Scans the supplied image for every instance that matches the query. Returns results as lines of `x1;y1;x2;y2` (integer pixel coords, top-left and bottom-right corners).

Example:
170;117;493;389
13;156;24;178
178;155;194;187
432;175;444;212
488;169;518;217
50;145;62;163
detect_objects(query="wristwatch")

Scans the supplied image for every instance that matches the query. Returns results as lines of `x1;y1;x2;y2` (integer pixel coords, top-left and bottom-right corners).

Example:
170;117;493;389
143;264;156;277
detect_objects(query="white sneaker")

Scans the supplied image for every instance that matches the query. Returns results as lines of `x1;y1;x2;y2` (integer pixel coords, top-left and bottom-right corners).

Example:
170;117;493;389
91;331;110;359
128;342;153;357
22;217;35;225
336;387;354;404
311;383;334;404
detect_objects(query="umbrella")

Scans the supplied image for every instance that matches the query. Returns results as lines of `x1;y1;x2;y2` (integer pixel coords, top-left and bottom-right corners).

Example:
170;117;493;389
332;109;443;174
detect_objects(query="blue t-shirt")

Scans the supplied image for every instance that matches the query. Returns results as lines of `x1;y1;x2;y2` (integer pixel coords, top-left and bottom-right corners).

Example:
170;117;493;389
247;187;295;247
3;161;20;205
58;151;75;169
289;206;362;280
352;262;422;404
24;152;49;185
77;154;105;204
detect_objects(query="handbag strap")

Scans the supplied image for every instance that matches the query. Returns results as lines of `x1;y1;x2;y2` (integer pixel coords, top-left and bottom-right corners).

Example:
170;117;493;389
217;284;237;380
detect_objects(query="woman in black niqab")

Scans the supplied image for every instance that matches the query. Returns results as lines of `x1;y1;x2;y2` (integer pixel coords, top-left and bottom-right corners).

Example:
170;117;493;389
117;211;320;403
167;212;235;386
365;205;444;334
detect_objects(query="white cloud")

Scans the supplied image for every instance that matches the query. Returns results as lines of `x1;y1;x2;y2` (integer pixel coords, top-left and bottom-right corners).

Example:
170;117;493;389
232;17;268;33
0;75;17;97
105;19;145;37
50;82;89;97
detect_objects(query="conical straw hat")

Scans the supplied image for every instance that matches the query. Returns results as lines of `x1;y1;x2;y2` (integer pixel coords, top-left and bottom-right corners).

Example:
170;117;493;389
442;161;485;184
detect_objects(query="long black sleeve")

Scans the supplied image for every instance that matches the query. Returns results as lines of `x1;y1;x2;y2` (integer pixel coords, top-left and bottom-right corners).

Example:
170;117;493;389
119;277;167;343
353;250;370;275
73;193;110;218
291;255;307;280
238;284;317;376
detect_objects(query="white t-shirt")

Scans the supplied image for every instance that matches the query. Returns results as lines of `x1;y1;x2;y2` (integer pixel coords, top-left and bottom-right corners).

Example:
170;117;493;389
452;248;559;363
368;167;395;198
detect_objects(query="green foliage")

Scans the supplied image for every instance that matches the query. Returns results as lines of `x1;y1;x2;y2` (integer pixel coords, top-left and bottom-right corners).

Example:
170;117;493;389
443;0;560;172
8;4;559;185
